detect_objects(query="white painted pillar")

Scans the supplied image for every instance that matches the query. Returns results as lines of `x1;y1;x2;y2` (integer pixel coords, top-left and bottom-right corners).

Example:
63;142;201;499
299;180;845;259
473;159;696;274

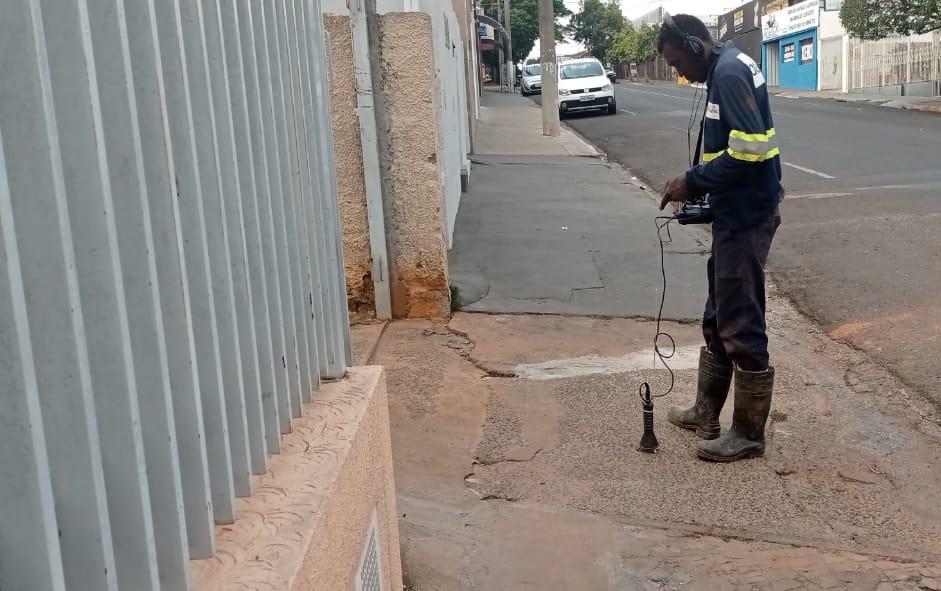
842;34;850;92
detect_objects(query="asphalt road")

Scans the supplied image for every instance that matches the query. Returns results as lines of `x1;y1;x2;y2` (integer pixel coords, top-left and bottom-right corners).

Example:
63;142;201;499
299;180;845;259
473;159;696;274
556;82;941;407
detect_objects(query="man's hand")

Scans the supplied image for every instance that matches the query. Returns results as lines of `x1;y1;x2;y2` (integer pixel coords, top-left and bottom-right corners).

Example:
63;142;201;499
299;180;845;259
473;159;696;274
660;175;693;210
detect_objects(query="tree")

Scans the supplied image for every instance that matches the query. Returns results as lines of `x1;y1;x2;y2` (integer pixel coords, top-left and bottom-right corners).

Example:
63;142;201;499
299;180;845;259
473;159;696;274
569;0;626;61
607;24;637;65
484;0;571;64
840;0;940;40
606;23;660;65
633;23;660;62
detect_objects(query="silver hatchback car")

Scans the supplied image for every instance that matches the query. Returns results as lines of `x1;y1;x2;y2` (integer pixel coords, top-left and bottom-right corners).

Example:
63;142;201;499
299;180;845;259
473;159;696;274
520;64;542;96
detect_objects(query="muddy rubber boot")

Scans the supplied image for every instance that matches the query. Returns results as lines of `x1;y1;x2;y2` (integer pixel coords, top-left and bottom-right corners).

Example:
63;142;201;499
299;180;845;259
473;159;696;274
697;366;775;462
667;347;733;440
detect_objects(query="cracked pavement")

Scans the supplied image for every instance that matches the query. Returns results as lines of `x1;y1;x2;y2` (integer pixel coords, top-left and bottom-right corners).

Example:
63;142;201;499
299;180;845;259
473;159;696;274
364;308;941;590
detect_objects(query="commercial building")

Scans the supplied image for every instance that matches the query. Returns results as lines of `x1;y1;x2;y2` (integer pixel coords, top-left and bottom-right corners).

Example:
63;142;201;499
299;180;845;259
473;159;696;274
761;0;821;89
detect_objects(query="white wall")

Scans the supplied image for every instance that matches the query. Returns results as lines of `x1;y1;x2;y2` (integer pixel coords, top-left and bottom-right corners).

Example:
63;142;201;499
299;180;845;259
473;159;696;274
418;0;471;247
322;0;349;14
818;9;845;40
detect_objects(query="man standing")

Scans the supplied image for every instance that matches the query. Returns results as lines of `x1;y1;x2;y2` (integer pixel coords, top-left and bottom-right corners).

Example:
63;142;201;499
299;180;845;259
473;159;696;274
657;14;783;462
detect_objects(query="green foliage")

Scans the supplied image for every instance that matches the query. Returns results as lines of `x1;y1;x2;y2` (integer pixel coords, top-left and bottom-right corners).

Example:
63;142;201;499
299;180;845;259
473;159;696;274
484;0;571;64
449;283;462;312
840;0;940;40
569;0;626;61
606;23;661;65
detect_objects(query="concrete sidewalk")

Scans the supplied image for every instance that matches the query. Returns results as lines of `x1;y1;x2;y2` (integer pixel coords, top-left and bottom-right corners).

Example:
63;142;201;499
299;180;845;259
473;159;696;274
474;87;600;156
451;88;706;320
379;86;941;590
771;87;941;113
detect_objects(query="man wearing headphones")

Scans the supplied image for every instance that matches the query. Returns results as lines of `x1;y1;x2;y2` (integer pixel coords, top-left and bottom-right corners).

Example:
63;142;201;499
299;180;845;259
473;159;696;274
657;14;783;463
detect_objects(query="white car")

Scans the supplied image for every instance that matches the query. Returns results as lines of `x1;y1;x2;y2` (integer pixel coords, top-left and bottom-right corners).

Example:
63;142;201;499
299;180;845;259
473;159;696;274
520;64;542;96
557;58;616;117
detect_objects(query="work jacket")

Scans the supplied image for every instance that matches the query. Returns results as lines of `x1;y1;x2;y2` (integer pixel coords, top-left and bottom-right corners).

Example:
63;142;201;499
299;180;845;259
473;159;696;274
686;43;783;230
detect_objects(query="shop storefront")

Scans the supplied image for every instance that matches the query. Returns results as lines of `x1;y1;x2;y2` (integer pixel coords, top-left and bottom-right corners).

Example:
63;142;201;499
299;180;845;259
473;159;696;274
761;0;820;90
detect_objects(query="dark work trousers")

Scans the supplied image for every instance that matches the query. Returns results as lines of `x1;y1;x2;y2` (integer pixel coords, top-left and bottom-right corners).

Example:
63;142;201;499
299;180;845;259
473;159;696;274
703;211;781;372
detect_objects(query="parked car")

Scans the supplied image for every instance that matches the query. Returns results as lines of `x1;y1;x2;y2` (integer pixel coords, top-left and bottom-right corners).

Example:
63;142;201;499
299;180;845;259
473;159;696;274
557;58;616;117
520;64;542;96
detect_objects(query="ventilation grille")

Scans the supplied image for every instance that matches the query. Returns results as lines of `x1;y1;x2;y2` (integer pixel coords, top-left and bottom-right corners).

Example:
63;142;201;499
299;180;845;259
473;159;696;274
357;515;382;591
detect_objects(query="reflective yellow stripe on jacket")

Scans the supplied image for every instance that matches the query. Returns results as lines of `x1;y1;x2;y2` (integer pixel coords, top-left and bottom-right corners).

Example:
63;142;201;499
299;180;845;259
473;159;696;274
726;128;779;162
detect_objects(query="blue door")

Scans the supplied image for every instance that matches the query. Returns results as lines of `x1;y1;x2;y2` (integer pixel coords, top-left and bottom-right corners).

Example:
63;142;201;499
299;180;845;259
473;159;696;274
776;29;818;90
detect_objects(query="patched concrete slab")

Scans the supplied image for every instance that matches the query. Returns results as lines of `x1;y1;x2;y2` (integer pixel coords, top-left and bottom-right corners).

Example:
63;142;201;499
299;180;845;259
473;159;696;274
376;312;941;590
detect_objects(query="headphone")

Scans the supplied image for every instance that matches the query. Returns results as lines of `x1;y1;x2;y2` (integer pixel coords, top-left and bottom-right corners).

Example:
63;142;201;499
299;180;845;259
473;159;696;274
662;12;706;57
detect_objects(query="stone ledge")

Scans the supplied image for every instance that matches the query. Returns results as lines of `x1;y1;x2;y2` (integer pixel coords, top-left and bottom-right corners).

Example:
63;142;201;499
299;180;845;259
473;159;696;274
191;366;401;591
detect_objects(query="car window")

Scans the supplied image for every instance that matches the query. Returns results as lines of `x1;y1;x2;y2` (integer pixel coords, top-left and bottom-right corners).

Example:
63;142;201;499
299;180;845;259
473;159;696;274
524;65;541;76
560;62;604;79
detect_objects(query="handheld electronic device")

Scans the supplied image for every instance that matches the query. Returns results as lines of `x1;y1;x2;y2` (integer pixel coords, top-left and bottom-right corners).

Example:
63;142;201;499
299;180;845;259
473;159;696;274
674;199;713;225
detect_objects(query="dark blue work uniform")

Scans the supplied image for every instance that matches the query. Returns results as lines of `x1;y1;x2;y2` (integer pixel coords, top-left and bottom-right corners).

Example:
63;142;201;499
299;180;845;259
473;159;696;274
686;43;783;371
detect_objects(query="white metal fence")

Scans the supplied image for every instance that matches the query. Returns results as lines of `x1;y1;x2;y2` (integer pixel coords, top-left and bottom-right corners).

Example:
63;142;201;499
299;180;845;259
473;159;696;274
0;0;350;590
850;31;941;93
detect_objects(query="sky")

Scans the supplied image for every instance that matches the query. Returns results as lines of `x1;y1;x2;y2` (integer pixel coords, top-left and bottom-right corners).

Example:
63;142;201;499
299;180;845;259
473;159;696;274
527;0;741;61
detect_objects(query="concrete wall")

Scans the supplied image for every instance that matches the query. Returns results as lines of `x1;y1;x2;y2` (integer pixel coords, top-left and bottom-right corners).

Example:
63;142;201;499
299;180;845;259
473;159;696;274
323;2;464;318
380;12;451;318
325;14;375;317
191;367;403;591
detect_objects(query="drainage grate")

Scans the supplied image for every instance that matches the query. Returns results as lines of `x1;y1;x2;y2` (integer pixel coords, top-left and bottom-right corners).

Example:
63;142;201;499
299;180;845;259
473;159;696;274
356;514;383;591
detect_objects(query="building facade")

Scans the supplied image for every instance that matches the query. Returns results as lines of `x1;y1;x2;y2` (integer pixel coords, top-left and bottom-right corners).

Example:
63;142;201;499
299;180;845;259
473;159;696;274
761;0;821;90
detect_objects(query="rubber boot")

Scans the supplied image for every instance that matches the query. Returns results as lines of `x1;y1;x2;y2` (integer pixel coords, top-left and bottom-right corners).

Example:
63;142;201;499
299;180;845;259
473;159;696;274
697;366;775;462
667;347;733;440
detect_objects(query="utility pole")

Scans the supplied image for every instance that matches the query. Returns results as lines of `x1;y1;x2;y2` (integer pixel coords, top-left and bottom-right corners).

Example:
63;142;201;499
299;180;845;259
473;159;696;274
504;0;514;93
539;0;560;136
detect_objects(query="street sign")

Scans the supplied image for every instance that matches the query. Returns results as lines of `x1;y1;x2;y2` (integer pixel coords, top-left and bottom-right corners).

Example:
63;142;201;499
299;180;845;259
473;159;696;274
762;0;820;42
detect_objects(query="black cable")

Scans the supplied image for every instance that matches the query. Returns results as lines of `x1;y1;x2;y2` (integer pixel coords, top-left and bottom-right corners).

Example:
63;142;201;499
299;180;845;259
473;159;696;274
638;84;706;403
687;84;707;168
639;215;678;400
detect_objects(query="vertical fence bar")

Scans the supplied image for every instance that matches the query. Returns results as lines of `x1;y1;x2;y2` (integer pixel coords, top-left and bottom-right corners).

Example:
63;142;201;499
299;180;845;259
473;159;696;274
182;0;254;500
0;129;68;591
298;0;341;378
153;0;237;524
241;0;296;435
255;0;300;424
306;0;353;375
230;0;285;451
124;0;217;558
285;0;326;394
295;0;332;382
260;0;305;419
88;0;194;585
206;0;270;475
0;2;118;588
272;0;316;406
41;0;164;586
